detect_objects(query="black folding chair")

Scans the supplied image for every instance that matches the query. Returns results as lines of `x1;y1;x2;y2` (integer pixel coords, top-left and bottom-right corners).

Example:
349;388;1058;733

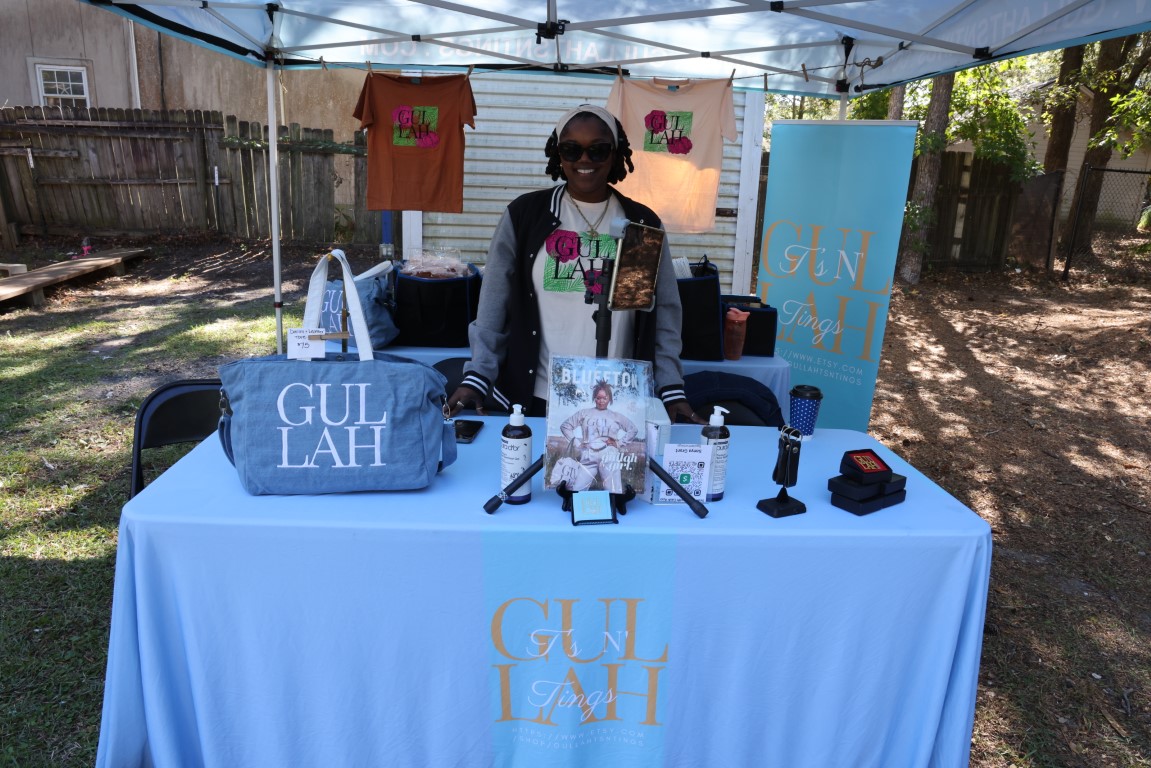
129;378;222;498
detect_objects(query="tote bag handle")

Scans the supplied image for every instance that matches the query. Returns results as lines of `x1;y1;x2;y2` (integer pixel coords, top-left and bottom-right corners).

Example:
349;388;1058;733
302;249;374;361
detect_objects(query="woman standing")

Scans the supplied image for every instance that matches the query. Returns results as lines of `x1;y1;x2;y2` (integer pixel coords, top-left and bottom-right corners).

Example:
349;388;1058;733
447;104;700;424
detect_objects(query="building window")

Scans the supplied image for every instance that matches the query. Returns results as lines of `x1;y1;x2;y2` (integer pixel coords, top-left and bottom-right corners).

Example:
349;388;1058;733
36;65;90;108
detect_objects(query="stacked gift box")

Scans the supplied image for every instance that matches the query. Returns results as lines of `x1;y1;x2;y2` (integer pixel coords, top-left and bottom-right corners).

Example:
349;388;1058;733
828;449;907;515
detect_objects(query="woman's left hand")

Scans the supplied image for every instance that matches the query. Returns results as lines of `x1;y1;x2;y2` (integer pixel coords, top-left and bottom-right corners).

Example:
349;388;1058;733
665;400;706;425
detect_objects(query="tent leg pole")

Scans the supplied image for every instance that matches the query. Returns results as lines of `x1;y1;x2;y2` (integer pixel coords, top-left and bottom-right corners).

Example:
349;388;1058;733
838;94;847;120
266;58;284;354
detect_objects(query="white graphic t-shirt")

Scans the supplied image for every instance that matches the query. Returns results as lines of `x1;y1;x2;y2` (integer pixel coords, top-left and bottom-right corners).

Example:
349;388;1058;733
531;193;636;398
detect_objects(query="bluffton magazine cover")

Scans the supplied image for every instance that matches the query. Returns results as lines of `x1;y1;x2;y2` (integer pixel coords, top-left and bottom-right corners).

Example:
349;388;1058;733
544;356;651;494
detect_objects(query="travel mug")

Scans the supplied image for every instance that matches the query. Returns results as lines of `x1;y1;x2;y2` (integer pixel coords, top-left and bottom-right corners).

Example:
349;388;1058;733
723;307;750;360
788;384;823;438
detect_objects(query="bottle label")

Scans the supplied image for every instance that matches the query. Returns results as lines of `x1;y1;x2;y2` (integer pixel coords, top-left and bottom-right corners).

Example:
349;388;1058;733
501;436;532;503
705;437;728;502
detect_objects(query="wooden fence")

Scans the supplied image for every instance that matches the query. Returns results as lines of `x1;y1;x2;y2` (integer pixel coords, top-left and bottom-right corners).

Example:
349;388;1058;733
927;152;1020;271
2;107;1035;273
0;107;379;249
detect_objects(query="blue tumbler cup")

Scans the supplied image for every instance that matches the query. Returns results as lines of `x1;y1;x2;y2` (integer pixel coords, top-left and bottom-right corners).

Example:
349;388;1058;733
788;385;823;438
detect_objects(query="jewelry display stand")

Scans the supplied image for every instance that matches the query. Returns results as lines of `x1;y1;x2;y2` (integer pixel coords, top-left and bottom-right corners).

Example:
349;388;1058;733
758;426;806;518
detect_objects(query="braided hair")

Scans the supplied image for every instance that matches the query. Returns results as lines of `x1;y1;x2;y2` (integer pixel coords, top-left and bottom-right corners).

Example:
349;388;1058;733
544;112;635;184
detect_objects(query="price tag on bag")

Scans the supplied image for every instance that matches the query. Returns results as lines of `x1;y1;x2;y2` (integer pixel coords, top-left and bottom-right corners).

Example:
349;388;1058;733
287;328;326;360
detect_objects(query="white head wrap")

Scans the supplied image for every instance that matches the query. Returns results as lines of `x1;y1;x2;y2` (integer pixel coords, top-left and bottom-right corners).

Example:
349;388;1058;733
554;105;619;146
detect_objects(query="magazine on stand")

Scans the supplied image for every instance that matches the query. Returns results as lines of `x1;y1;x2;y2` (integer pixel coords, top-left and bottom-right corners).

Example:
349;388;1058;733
543;356;652;494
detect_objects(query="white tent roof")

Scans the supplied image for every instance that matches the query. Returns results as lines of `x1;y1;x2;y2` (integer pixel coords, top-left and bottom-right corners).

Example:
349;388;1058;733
84;0;1150;97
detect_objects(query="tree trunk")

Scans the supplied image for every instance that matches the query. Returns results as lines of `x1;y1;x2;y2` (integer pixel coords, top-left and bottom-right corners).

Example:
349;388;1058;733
886;85;906;120
1059;35;1151;277
897;73;954;285
1043;44;1084;173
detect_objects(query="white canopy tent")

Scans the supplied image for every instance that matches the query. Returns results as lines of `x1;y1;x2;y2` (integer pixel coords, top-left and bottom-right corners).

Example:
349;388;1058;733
84;0;1150;96
80;0;1151;347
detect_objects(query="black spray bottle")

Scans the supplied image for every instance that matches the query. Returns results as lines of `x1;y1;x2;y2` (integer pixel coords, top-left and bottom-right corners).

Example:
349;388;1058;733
500;404;532;504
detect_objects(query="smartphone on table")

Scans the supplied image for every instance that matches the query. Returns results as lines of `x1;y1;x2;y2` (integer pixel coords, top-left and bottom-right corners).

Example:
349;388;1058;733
455;419;484;444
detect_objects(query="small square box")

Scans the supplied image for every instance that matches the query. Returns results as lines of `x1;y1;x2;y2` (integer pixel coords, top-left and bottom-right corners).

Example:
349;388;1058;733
828;474;882;501
831;489;907;516
880;473;907;495
840;449;893;485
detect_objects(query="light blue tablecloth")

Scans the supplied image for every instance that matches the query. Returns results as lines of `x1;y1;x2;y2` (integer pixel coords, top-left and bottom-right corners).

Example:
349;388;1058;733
98;424;990;768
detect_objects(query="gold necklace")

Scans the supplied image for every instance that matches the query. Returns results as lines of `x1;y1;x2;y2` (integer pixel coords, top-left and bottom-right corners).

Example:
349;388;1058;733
569;195;609;237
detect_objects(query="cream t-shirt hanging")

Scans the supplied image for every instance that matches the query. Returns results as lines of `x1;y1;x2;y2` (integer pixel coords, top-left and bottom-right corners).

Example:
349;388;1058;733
353;72;476;213
607;77;736;233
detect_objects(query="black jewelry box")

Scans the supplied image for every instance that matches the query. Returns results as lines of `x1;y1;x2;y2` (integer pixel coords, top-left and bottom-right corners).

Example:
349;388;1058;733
831;489;907;516
828;472;906;501
839;449;893;485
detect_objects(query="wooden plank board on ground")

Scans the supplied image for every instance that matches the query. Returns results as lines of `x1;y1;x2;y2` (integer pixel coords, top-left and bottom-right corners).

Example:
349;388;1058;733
0;248;149;306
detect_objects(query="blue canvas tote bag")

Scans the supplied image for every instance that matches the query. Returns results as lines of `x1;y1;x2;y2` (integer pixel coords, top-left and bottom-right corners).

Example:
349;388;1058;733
320;260;400;351
218;251;457;495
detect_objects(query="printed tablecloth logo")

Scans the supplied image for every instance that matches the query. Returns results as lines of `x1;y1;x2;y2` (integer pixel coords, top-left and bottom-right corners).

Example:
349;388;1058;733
491;596;667;727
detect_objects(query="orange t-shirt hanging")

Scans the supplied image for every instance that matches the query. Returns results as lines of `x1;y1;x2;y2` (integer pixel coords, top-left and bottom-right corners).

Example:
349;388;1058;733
353;73;476;213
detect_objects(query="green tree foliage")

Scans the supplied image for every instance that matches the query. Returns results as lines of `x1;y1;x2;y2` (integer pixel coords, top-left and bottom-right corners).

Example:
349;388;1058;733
846;89;890;120
947;61;1041;181
1103;79;1151;157
764;93;838;123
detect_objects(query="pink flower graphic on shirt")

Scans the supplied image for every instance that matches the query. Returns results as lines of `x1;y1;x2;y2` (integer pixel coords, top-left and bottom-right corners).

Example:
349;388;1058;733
416;131;440;149
644;110;668;133
584;268;605;294
546;229;581;263
667;136;693;154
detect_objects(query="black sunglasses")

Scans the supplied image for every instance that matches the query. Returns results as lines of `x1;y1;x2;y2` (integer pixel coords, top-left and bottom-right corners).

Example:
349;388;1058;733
556;141;614;163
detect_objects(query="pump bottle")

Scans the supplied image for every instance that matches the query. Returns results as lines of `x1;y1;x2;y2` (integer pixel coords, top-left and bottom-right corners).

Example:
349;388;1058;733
501;404;533;504
702;405;730;502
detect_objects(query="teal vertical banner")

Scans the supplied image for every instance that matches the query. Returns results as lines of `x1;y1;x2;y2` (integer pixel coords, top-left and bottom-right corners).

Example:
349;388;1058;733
758;120;917;431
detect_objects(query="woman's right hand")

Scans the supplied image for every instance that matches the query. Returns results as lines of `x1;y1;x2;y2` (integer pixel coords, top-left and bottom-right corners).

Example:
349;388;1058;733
447;386;486;417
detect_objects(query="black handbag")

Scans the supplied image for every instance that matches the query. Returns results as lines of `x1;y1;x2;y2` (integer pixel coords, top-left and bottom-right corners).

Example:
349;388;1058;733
677;256;724;361
392;263;482;347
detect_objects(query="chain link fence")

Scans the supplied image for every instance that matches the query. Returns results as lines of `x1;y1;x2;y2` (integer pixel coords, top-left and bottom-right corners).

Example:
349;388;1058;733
1061;165;1151;277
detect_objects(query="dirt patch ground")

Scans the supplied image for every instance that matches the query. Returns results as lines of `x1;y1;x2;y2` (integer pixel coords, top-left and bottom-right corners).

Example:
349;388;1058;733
3;231;1150;765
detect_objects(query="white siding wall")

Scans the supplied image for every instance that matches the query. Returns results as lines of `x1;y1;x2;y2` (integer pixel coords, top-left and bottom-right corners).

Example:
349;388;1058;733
417;73;763;293
1027;96;1151;221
